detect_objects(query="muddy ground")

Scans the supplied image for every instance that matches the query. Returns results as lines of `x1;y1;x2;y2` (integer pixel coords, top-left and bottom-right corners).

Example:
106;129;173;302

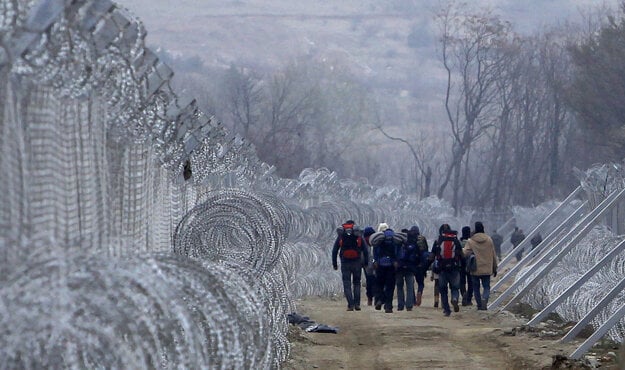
283;279;622;370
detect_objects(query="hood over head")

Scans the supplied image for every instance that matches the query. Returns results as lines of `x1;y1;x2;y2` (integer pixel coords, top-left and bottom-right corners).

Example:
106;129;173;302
439;223;451;235
474;221;485;234
471;233;489;243
461;226;471;240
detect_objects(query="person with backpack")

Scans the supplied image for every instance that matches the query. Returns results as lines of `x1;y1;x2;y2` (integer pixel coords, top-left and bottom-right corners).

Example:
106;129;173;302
431;223;463;317
491;229;503;260
362;226;377;306
459;226;474;307
405;225;429;307
332;220;369;311
463;221;498;311
395;228;418;311
369;223;405;313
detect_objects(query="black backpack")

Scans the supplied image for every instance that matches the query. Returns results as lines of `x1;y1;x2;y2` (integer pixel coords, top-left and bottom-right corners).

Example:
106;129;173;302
466;253;477;273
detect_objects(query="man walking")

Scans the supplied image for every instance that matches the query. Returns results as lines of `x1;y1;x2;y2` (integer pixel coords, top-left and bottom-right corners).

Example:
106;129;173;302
369;223;403;313
511;227;525;262
463;222;498;310
491;229;503;260
431;224;463;317
332;220;369;311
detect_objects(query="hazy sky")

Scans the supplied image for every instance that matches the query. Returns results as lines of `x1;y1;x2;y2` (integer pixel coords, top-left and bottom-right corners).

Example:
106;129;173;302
120;0;615;66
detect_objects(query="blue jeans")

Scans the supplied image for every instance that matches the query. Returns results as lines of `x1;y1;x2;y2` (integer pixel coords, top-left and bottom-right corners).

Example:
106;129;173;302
471;275;491;308
341;260;362;308
395;269;415;309
438;269;460;314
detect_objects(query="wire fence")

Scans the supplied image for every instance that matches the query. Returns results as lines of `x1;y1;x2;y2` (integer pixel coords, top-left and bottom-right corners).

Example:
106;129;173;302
1;1;624;368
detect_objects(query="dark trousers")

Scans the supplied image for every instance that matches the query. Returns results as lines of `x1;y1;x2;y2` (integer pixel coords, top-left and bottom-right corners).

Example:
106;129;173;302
438;269;460;314
375;266;396;310
460;270;473;304
514;244;523;261
364;269;377;300
340;261;362;308
415;269;425;294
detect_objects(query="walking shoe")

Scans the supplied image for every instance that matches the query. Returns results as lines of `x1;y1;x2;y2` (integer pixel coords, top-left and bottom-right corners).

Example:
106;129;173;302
354;306;361;311
347;306;354;311
367;298;373;306
375;303;382;310
397;306;404;311
434;301;439;308
385;308;393;313
406;307;413;311
452;299;460;312
415;292;422;307
443;311;451;317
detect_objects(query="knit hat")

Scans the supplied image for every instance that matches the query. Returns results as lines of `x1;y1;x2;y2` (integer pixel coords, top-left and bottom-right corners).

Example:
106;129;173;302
377;223;389;232
363;226;375;237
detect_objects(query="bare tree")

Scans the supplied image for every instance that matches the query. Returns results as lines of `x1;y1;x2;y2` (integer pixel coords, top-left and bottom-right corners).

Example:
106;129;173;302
372;117;432;198
221;65;264;138
436;2;513;213
567;2;625;164
538;30;573;193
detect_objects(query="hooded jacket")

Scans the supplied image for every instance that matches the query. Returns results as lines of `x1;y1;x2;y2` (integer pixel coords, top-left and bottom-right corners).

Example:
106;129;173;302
463;232;498;276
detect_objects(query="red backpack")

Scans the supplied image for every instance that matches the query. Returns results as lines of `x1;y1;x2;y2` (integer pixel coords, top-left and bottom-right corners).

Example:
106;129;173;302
339;224;362;260
440;232;458;260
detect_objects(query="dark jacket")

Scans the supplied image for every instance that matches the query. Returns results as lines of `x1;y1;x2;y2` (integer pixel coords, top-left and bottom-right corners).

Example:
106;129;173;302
491;232;503;249
332;233;369;268
510;229;525;246
405;226;430;272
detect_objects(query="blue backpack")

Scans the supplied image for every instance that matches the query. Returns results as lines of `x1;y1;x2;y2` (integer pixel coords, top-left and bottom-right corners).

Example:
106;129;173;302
397;243;418;267
378;230;397;267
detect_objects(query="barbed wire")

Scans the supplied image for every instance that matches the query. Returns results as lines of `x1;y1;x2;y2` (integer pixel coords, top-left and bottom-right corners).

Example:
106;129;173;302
2;1;625;368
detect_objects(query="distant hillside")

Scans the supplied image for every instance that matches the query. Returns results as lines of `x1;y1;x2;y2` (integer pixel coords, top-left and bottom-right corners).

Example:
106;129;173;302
119;0;599;75
118;0;609;128
121;1;437;89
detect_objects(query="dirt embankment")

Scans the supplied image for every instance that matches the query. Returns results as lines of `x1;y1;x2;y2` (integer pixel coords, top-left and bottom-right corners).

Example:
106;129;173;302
283;282;622;370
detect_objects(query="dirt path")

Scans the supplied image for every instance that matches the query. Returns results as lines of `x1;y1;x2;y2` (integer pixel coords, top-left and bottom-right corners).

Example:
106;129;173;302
283;280;592;370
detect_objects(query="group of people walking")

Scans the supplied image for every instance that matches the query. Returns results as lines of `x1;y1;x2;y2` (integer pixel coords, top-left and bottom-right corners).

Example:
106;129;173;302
331;220;499;316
